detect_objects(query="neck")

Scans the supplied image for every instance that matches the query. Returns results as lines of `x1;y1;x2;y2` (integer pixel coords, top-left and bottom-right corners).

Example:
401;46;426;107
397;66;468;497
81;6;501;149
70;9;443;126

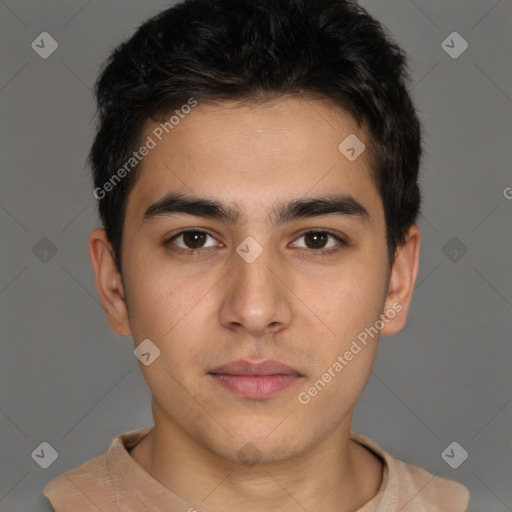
129;400;383;512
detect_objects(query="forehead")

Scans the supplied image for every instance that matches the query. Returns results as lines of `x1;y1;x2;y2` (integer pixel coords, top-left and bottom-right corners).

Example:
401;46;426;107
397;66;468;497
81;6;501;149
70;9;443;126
124;96;383;226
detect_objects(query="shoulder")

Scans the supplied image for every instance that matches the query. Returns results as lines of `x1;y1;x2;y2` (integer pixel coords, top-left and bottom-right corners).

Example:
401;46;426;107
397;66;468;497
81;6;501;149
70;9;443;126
392;457;470;511
351;433;470;512
43;427;153;511
43;453;119;511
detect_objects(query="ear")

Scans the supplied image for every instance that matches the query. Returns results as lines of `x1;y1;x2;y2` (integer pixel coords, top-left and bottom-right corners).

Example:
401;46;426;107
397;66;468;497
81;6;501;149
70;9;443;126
380;225;421;336
88;228;131;336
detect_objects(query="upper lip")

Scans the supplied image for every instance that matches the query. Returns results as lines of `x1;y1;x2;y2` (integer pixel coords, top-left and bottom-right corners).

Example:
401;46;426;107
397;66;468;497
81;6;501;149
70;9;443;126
209;359;303;376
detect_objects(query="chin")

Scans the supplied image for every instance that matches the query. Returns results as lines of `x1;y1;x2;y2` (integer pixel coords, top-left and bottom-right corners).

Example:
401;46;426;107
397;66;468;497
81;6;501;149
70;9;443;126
207;427;309;466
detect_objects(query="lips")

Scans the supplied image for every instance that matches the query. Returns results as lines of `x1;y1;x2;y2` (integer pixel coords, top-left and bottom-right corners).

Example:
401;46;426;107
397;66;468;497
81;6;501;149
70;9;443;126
208;359;304;399
210;359;302;376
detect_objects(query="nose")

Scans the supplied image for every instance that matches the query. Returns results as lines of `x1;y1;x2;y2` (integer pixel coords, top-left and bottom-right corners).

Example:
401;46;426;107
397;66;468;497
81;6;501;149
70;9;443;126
218;247;293;338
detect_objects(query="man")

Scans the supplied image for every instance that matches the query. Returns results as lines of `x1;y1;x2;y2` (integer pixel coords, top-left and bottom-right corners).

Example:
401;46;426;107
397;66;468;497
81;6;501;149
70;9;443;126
44;0;470;510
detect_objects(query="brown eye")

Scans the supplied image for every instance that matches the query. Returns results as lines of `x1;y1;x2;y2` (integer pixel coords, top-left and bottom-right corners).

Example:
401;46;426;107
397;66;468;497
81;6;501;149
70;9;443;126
292;230;347;255
182;231;208;248
167;230;218;252
303;232;328;249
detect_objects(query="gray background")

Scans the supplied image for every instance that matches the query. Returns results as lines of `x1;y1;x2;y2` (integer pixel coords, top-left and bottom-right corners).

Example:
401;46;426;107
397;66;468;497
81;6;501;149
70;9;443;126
1;0;511;511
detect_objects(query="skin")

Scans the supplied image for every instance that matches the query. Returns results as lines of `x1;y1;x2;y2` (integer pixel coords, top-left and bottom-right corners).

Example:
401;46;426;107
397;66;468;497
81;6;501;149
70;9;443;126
89;96;420;512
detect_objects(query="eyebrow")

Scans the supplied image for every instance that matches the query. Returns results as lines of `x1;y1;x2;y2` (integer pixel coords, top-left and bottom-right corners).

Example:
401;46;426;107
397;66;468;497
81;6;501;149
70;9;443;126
143;192;369;225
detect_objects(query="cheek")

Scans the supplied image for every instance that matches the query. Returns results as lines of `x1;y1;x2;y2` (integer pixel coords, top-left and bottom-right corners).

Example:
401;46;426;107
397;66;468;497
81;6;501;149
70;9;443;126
297;254;388;414
296;271;385;416
123;255;220;376
123;245;204;337
296;351;375;434
299;255;388;350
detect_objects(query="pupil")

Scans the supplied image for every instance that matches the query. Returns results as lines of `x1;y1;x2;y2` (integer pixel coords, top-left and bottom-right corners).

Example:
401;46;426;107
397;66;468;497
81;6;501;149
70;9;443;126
184;232;206;248
305;232;326;249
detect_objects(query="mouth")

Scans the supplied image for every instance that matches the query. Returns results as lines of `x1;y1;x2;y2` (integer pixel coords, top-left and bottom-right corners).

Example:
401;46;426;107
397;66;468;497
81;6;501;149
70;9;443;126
208;359;304;399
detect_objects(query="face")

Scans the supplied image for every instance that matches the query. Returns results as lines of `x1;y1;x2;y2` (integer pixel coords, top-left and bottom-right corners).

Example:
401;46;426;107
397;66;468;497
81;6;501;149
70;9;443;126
90;96;420;464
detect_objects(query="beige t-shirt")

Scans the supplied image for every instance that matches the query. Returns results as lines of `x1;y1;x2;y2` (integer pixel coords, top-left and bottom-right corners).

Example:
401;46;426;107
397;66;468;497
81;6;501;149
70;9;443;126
43;426;469;511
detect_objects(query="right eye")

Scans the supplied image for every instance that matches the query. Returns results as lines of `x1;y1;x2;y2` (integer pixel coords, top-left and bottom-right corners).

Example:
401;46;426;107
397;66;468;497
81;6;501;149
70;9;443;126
165;229;221;254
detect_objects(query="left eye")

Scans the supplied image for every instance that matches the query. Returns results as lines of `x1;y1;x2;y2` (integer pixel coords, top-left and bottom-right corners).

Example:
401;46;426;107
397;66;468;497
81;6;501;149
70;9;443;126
292;231;344;250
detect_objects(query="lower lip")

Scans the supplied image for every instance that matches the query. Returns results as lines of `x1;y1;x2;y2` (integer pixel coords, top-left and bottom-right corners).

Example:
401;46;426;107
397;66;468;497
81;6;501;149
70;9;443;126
209;374;302;399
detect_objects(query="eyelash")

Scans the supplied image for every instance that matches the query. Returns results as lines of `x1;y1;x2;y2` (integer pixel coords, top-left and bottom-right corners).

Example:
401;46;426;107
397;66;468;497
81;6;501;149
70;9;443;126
164;229;348;257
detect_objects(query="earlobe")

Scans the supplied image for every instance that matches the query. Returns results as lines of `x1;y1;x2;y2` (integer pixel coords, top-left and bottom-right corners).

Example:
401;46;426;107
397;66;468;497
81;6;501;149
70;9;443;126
88;228;132;337
380;225;421;336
